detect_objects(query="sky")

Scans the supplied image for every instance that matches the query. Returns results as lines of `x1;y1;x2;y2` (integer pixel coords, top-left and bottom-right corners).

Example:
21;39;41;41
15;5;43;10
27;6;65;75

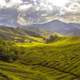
0;0;80;25
0;0;79;12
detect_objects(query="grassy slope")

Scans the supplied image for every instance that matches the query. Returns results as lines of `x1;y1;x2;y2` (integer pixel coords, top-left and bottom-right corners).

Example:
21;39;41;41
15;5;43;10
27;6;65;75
0;37;80;80
0;27;43;42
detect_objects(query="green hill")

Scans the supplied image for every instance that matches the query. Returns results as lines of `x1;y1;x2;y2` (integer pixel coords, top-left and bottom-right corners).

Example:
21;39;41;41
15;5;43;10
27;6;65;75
0;37;80;80
0;26;43;42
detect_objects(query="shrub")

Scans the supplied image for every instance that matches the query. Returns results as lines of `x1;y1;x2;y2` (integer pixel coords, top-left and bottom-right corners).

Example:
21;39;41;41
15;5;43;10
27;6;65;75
44;32;62;43
0;40;18;62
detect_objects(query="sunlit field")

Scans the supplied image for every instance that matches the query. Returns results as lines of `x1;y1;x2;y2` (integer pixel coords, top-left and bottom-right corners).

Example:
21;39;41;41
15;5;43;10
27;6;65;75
0;36;80;80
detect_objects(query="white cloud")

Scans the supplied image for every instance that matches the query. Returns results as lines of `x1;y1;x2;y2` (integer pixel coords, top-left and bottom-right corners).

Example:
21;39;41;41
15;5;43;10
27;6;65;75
18;4;32;11
0;0;6;8
31;0;80;16
66;3;80;13
0;0;79;14
7;0;22;7
0;0;22;8
17;16;28;25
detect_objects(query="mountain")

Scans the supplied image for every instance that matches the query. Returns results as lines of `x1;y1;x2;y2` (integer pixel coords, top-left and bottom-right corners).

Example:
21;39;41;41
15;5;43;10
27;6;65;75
25;20;80;36
0;20;80;36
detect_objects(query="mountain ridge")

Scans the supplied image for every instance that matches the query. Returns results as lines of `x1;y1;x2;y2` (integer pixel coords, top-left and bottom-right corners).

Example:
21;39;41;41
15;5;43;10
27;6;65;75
23;20;80;36
0;20;80;36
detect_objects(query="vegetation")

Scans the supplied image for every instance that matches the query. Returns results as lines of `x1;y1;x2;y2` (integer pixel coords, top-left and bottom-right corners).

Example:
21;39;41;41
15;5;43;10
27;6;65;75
0;27;43;42
0;36;80;80
44;32;63;43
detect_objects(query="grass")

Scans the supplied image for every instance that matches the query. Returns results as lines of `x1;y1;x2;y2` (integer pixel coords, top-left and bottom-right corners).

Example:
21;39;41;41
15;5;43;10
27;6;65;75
0;37;80;80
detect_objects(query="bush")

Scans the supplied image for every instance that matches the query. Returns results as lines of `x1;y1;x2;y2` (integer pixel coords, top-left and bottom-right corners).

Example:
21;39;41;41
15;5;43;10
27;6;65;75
0;40;18;62
44;33;62;43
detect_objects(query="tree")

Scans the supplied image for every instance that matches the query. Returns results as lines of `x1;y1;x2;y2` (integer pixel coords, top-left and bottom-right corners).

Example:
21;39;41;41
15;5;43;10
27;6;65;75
44;32;62;43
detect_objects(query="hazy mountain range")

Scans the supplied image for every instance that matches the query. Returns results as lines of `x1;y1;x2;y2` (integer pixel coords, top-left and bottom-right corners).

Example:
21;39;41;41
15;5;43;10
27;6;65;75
24;20;80;36
0;20;80;36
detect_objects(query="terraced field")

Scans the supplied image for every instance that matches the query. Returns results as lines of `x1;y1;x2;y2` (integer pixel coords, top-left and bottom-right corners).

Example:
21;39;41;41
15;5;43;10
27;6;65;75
0;37;80;80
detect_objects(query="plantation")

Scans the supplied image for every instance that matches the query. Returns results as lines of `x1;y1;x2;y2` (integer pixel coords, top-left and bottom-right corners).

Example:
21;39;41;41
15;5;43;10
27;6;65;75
0;37;80;80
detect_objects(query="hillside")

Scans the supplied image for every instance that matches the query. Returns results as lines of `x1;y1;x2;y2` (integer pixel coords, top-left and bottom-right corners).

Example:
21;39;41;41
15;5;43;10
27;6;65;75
0;37;80;80
0;26;43;42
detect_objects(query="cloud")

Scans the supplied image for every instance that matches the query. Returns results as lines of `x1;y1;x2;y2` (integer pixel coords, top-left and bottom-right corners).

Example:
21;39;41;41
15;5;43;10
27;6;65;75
17;16;29;25
14;0;80;24
0;0;6;8
18;4;32;11
7;0;22;7
65;2;80;13
0;0;22;8
0;0;79;15
0;0;80;25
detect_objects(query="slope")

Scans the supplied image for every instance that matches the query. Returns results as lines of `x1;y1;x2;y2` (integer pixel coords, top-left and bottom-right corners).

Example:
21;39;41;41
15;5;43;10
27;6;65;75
0;37;80;80
0;26;43;42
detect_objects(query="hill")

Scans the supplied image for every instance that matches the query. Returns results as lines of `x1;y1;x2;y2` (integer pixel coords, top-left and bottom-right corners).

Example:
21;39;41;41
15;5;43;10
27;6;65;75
25;20;80;36
0;26;43;42
0;37;80;80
